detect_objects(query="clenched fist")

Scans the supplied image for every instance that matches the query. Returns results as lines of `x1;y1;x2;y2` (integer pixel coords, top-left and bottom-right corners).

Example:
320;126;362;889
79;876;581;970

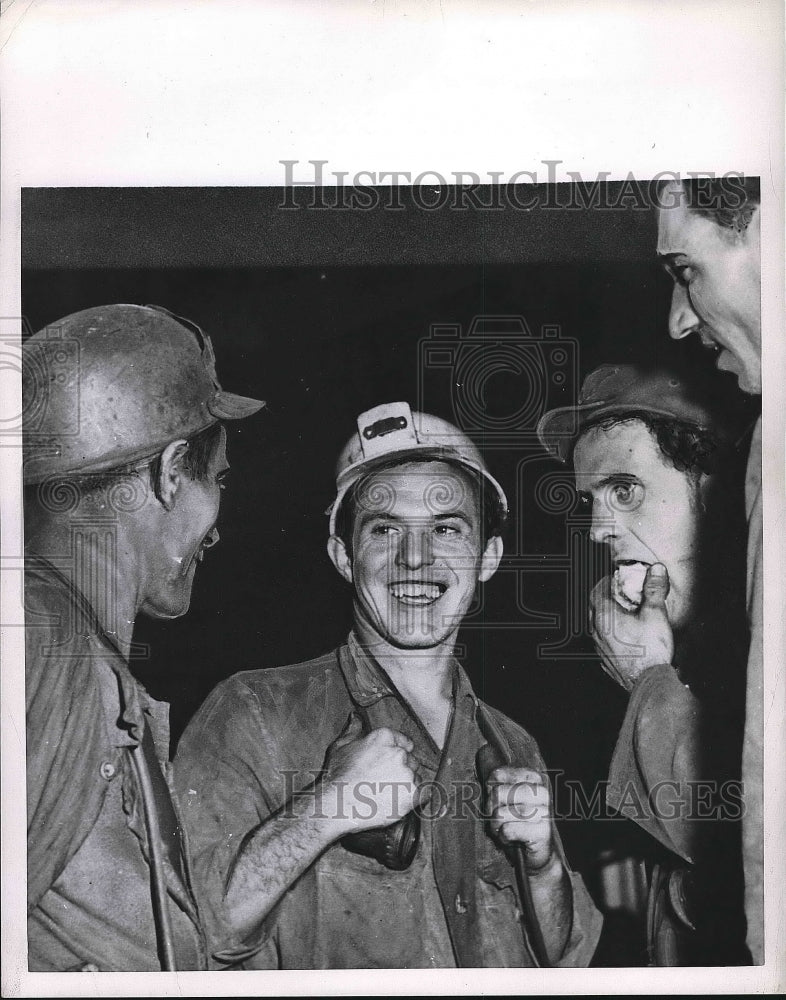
321;713;426;832
485;766;555;872
590;562;675;692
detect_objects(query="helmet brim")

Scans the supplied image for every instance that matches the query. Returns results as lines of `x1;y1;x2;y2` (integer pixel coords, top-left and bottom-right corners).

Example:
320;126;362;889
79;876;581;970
209;391;266;421
537;400;714;464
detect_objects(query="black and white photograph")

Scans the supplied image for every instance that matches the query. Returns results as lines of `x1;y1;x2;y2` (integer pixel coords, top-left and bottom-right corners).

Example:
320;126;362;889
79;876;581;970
1;2;783;996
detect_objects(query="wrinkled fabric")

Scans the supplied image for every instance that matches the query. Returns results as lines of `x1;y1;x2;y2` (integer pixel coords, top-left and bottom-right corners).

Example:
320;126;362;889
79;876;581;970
742;416;764;963
607;657;748;964
26;557;206;971
174;636;602;969
607;664;703;862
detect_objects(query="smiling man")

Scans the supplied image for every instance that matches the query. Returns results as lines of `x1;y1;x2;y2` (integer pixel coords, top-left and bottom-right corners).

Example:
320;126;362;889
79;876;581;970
24;304;264;971
538;363;752;964
174;401;601;969
656;176;764;963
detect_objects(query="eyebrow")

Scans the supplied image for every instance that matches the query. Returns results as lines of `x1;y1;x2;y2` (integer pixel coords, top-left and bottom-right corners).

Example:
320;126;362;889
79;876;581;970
583;472;638;492
358;510;474;526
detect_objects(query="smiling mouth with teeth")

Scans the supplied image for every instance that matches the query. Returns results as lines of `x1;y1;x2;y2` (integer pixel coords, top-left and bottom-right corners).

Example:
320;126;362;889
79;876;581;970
389;581;447;605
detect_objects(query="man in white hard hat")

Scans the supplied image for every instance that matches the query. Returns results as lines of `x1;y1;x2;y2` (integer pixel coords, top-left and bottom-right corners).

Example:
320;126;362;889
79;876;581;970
538;362;753;965
174;401;602;969
655;176;763;963
23;304;264;971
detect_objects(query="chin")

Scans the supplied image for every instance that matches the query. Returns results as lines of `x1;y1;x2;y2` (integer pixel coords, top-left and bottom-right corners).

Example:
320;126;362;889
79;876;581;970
141;591;193;621
368;617;446;650
389;634;448;650
736;370;761;396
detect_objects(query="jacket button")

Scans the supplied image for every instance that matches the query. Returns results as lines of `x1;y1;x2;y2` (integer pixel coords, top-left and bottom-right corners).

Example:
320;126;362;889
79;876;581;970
100;761;116;780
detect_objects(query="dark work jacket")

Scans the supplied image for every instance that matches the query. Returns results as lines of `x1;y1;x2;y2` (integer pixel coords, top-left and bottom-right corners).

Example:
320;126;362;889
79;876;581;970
608;663;747;965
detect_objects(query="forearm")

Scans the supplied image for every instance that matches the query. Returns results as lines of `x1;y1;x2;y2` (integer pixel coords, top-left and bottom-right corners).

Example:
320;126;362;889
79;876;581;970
526;854;572;965
225;781;353;941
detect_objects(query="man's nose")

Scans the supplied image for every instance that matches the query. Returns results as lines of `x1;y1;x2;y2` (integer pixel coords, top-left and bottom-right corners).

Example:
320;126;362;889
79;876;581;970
589;508;616;546
203;526;220;550
396;527;434;569
668;282;701;341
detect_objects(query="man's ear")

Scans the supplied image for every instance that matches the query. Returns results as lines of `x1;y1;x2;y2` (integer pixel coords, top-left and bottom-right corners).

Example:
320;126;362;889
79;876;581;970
478;534;503;583
155;440;189;510
327;534;353;584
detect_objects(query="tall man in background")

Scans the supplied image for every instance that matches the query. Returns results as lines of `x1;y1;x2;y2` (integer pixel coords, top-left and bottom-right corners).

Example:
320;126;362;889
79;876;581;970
655;176;762;961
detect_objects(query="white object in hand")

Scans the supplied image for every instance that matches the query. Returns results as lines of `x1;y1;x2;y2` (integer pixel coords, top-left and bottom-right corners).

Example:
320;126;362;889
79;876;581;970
611;562;649;612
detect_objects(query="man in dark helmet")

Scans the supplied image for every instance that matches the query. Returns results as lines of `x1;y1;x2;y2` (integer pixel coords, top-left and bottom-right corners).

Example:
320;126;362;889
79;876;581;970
538;362;754;965
22;304;264;971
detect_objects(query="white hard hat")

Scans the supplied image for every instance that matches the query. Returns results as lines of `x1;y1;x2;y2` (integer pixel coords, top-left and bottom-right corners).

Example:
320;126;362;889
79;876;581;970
328;401;508;536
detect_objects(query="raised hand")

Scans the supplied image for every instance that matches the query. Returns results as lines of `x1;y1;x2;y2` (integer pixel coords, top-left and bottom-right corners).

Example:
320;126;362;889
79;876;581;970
322;713;425;832
589;562;674;691
485;766;554;872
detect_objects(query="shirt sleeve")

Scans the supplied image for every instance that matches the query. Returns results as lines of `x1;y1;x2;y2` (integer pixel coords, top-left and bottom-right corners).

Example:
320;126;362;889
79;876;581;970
173;675;295;967
553;869;605;968
606;663;702;862
535;745;604;968
26;630;109;912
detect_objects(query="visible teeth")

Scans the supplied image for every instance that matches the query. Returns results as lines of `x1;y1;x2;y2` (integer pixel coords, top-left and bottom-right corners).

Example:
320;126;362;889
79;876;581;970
612;561;649;611
390;582;442;601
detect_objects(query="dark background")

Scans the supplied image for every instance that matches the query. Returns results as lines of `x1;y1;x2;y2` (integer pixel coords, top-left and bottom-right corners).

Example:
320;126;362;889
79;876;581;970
22;184;747;964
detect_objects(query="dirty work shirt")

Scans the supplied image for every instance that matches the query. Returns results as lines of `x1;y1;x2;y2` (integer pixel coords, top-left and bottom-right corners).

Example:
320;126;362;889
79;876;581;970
26;557;206;971
174;635;602;968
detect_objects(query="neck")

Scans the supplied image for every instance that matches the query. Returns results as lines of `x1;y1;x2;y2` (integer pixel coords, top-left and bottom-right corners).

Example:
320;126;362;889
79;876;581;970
27;513;140;660
352;616;456;705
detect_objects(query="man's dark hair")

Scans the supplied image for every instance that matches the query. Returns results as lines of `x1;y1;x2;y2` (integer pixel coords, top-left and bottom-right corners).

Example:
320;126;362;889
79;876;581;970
334;456;507;552
660;176;761;232
147;421;224;489
573;411;724;484
28;421;224;513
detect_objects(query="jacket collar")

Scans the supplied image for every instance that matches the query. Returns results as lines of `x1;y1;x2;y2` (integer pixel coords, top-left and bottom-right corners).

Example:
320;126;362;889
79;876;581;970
25;552;157;747
340;631;479;712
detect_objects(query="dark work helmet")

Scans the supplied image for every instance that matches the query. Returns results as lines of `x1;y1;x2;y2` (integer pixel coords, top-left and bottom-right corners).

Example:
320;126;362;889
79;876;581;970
23;304;264;484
